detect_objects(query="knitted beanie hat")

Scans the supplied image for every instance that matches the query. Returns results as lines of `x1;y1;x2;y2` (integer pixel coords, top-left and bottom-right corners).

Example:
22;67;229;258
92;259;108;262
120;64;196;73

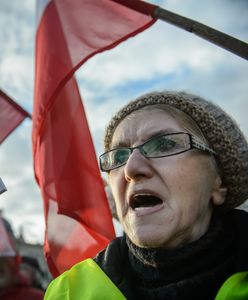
104;91;248;210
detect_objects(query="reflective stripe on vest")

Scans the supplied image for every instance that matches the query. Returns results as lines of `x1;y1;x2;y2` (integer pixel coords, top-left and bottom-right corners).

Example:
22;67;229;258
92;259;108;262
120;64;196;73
44;258;126;300
215;271;248;300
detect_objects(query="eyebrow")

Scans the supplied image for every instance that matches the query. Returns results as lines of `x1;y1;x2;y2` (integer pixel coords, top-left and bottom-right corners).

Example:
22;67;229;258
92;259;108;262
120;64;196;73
111;128;181;149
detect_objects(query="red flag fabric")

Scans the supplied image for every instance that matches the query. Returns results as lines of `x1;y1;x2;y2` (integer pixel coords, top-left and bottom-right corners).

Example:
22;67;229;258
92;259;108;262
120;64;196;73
0;90;31;144
33;0;156;277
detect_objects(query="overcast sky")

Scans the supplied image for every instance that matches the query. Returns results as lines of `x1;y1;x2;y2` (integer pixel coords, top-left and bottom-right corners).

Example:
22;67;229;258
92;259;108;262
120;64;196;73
0;0;247;244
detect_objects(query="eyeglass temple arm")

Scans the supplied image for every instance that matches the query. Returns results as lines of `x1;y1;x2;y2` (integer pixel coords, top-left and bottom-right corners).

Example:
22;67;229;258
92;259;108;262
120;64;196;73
191;136;216;155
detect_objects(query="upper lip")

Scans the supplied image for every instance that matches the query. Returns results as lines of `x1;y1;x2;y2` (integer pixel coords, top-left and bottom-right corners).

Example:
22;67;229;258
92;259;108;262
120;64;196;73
128;189;164;209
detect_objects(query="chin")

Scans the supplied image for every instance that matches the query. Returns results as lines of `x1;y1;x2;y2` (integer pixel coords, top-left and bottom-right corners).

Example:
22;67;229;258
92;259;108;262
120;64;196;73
130;234;164;248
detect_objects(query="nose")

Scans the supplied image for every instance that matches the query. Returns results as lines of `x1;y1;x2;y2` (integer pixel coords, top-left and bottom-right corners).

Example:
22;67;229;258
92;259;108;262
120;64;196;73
124;149;153;182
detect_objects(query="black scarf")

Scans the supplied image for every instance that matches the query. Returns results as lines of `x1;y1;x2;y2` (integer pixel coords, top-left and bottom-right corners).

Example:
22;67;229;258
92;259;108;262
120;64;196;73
94;210;248;300
126;214;235;300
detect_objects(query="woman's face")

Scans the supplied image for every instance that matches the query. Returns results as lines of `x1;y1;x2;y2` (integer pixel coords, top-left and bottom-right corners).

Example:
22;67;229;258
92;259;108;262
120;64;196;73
108;109;225;249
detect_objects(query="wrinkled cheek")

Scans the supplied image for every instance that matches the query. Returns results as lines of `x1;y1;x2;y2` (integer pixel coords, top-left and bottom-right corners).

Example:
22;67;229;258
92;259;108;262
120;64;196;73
112;190;128;221
109;173;125;200
115;202;125;221
122;214;136;240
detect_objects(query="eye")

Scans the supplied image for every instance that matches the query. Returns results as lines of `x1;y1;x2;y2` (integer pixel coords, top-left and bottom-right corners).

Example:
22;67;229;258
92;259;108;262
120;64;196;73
112;149;130;165
157;136;177;152
143;135;177;156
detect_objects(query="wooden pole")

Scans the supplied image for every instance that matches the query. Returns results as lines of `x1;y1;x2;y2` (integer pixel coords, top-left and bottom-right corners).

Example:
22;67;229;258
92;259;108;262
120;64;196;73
152;6;248;60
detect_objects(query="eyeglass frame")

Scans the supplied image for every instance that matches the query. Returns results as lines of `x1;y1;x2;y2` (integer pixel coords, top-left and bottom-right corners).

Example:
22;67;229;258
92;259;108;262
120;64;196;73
99;132;216;172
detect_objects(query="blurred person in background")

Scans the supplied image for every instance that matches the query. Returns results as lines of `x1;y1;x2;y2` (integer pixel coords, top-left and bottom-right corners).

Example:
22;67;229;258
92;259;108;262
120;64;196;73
19;256;46;291
0;178;44;300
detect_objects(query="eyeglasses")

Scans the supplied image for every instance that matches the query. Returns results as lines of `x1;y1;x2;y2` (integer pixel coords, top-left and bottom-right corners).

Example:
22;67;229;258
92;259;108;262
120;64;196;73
99;132;216;172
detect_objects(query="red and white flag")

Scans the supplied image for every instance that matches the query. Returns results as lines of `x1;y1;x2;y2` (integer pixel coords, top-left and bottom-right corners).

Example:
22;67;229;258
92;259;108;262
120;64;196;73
33;0;156;277
0;90;31;144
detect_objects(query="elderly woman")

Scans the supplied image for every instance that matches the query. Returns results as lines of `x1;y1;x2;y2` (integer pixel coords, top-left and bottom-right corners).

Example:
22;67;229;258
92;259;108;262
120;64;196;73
45;91;248;300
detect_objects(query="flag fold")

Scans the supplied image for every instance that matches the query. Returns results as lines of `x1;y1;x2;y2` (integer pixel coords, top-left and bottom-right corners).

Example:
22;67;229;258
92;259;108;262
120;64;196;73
33;0;156;277
0;90;31;144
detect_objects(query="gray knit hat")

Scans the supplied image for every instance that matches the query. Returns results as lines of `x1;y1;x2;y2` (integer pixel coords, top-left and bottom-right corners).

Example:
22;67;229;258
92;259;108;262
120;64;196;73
104;91;248;211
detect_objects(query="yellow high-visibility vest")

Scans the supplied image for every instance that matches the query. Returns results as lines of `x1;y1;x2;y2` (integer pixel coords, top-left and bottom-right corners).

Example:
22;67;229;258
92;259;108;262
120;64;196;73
45;258;248;300
215;271;248;300
44;258;126;300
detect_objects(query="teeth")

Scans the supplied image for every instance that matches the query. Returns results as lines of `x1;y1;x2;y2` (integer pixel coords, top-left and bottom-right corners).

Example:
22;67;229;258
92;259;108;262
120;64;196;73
134;193;151;197
134;206;153;211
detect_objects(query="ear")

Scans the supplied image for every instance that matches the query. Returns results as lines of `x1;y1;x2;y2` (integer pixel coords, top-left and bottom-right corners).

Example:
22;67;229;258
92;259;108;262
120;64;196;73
211;176;227;206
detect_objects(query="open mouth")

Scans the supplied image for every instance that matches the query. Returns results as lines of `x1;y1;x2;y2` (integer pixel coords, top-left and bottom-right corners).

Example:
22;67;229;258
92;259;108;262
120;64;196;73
130;195;163;210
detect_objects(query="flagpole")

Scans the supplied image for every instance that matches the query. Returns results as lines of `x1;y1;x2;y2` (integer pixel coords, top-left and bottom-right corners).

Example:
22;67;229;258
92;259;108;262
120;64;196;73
152;6;248;60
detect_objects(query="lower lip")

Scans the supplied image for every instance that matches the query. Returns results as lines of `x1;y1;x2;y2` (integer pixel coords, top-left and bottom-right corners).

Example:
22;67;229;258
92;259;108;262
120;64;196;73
132;203;165;217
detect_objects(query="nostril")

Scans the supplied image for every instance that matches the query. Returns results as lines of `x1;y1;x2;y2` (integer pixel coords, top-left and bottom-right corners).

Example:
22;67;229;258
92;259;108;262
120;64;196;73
125;173;132;183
